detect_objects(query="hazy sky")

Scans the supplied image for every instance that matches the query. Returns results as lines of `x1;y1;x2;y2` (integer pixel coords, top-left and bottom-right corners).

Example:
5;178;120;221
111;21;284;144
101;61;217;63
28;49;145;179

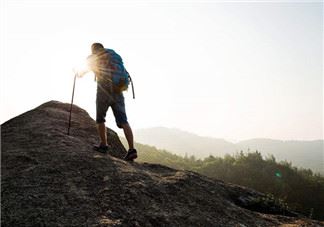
1;0;323;141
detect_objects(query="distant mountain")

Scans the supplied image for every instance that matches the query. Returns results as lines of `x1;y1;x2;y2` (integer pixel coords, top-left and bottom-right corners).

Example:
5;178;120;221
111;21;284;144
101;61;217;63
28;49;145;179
135;127;324;174
237;139;324;175
134;127;236;157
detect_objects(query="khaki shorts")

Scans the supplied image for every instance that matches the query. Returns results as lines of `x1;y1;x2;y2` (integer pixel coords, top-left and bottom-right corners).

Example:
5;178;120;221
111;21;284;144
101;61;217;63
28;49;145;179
96;84;128;128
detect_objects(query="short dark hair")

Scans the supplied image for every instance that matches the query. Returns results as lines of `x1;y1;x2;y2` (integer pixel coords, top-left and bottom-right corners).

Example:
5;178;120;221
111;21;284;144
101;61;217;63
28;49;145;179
91;43;104;54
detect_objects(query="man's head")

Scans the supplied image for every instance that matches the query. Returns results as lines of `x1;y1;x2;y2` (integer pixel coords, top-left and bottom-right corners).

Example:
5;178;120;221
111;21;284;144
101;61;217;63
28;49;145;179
91;43;104;54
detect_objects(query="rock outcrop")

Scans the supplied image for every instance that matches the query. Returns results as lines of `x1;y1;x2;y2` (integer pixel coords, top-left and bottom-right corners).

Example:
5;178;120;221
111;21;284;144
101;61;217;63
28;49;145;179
1;101;323;226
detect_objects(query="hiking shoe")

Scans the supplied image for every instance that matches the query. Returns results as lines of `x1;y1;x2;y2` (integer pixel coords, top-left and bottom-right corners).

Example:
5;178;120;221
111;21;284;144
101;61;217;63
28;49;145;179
124;149;137;161
93;144;109;154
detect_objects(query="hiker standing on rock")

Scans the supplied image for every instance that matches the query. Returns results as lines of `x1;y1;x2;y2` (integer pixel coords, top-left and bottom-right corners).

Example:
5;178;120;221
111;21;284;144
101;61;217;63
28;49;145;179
78;43;137;161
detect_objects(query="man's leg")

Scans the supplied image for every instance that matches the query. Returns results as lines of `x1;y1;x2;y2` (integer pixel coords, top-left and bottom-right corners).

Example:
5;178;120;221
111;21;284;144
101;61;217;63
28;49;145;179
111;94;137;160
121;123;137;161
94;86;112;153
97;122;108;146
121;123;134;150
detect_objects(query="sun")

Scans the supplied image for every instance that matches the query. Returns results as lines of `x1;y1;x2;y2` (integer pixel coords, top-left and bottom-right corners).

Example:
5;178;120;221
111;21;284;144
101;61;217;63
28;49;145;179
38;35;98;118
73;58;91;78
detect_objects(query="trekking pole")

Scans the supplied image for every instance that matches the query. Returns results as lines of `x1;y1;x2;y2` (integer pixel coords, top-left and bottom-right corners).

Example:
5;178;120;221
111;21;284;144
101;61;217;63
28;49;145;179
67;73;77;135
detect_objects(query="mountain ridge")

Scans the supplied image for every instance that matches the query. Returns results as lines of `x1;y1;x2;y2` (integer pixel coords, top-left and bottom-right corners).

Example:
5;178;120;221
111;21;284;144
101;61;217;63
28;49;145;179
135;127;323;143
2;101;323;226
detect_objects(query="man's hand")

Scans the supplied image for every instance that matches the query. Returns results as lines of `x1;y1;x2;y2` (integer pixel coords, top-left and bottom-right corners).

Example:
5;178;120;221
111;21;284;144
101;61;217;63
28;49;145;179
73;58;91;78
73;68;89;78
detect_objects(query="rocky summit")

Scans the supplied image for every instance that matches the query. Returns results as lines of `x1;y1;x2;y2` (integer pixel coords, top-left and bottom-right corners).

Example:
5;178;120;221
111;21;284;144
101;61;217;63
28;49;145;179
1;101;323;227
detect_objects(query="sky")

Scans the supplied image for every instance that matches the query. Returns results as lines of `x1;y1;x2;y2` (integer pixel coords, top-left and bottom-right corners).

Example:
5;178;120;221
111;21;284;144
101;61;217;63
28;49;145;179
1;0;323;141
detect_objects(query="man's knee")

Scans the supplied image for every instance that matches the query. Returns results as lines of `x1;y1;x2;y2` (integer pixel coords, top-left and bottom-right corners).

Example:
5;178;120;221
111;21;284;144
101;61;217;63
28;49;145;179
96;109;106;123
118;122;129;129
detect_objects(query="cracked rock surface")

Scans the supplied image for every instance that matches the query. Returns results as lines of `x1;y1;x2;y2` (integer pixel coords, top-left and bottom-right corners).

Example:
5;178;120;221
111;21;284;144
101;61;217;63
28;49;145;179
2;101;323;227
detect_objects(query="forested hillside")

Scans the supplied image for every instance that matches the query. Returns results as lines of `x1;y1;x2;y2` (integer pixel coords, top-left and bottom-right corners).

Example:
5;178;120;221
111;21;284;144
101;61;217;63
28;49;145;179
134;128;324;175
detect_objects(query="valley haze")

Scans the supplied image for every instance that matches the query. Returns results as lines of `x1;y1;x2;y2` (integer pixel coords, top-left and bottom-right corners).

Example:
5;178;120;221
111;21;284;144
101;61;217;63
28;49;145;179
132;127;324;175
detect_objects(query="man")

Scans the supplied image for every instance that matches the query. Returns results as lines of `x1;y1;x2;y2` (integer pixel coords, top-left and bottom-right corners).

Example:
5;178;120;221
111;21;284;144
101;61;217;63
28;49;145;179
79;43;137;161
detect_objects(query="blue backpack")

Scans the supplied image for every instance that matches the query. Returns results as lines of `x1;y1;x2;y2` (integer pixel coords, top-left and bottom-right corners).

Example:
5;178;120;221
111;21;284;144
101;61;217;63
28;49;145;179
105;49;135;98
